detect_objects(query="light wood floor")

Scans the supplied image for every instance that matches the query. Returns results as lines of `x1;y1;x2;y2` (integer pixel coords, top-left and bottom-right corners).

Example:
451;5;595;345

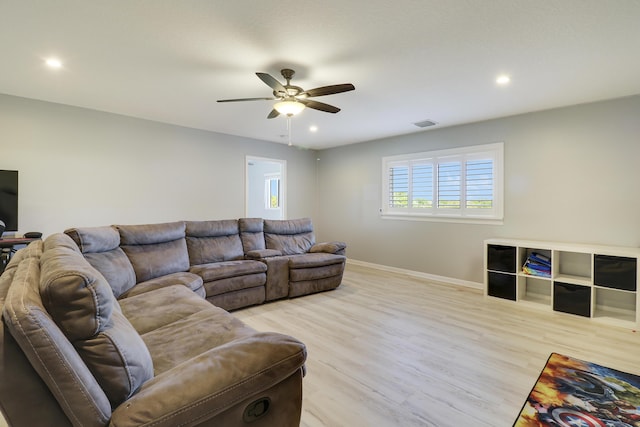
233;263;640;427
3;263;639;427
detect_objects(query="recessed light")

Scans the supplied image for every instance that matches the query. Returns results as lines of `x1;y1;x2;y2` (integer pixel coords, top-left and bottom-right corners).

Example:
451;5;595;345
309;125;318;133
496;75;510;85
45;58;63;69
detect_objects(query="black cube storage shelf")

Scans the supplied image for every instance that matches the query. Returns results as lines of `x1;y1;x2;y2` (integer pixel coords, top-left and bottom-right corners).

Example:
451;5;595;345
487;271;517;301
487;245;517;273
594;255;637;291
485;238;640;328
553;282;591;317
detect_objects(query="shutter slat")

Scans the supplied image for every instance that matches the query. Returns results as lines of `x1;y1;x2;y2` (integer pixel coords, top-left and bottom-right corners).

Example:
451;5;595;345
466;159;493;208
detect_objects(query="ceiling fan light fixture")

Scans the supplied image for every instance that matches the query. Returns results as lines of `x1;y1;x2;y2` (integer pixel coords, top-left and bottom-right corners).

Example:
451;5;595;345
274;99;305;116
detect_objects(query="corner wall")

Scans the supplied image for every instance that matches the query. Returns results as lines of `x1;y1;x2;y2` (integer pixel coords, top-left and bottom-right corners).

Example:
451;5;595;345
0;94;318;236
315;95;640;284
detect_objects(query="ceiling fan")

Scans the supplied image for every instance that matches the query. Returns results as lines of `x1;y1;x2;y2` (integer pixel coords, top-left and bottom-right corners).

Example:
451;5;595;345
217;68;355;119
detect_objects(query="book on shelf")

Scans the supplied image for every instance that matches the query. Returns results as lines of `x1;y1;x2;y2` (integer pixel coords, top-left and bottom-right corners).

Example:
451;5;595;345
522;253;551;278
529;252;551;267
523;265;551;278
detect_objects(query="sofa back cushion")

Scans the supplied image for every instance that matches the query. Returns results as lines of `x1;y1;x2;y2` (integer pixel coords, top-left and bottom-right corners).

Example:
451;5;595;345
117;222;189;283
239;218;266;253
264;218;316;255
65;226;137;298
185;220;244;265
2;239;113;426
39;234;154;408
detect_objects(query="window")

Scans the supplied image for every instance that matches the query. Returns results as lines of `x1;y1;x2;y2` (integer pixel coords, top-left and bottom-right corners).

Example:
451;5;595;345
382;142;503;222
265;175;280;209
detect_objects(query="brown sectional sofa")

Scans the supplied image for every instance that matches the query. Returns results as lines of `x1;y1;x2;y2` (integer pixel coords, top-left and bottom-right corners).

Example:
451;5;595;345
0;218;346;427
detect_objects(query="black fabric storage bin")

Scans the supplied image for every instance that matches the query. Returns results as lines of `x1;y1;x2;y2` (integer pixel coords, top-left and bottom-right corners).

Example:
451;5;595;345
594;255;636;291
487;272;516;300
487;245;516;273
553;282;591;317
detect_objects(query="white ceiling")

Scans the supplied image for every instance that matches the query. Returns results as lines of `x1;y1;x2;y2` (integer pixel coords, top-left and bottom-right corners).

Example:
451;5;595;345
1;1;639;150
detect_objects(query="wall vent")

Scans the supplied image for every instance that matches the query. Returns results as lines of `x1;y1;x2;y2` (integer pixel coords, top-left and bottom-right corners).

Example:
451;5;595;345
413;119;438;128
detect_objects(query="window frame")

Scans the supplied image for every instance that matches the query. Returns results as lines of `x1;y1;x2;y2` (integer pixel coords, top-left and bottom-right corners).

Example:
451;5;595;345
264;174;281;210
381;142;504;224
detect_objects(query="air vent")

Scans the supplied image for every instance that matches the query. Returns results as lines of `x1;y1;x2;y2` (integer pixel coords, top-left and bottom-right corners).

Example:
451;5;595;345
414;119;438;128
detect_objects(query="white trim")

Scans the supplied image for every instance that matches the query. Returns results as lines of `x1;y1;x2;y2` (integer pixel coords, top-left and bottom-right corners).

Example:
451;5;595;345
346;258;483;290
381;142;503;222
380;214;504;225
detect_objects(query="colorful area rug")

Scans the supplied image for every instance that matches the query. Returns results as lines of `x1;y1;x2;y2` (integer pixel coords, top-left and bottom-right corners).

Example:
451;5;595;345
514;353;640;427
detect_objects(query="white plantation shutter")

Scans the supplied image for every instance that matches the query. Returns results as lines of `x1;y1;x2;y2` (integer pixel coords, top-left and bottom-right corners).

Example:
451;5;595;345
437;161;461;209
388;165;409;208
465;159;493;209
382;143;503;222
411;163;433;208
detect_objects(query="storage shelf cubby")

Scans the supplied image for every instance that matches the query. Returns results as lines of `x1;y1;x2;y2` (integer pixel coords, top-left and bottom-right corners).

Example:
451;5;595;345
594;286;636;325
557;251;591;280
485;238;640;328
518;276;552;307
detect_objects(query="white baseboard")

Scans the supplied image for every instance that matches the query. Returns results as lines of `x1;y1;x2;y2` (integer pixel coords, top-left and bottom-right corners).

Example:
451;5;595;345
346;258;483;290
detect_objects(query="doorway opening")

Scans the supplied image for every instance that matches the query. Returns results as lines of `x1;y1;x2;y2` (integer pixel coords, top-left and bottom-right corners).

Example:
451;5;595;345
246;156;286;219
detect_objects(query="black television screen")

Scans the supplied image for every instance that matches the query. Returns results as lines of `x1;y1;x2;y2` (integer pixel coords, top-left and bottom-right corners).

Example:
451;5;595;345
0;170;18;232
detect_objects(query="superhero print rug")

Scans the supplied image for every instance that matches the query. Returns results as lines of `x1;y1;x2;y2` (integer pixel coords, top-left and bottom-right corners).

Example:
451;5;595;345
514;353;640;427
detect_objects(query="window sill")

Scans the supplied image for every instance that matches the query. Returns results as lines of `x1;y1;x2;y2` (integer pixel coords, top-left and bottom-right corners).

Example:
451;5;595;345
380;213;504;225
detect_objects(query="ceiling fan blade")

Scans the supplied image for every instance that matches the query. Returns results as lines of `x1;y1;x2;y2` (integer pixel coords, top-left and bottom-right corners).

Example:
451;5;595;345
303;83;355;98
267;109;280;119
256;72;287;93
299;99;340;113
217;97;275;103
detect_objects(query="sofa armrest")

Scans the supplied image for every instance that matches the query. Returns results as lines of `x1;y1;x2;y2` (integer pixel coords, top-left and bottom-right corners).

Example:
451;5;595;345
309;241;347;255
245;249;283;259
109;332;306;427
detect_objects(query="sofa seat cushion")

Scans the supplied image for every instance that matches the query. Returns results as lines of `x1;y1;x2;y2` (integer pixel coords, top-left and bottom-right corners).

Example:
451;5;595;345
138;303;256;375
118;272;205;299
119;285;218;335
190;260;266;282
287;253;346;270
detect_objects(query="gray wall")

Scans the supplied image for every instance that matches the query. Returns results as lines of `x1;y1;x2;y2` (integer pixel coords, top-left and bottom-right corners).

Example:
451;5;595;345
0;94;317;236
2;92;639;286
315;95;640;284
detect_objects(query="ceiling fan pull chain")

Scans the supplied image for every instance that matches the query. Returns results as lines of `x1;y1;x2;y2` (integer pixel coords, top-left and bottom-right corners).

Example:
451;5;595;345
287;116;292;146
